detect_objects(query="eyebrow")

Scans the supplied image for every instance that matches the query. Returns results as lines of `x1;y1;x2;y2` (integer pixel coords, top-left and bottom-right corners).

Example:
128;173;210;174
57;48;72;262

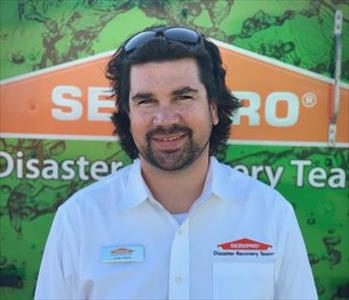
131;86;198;101
172;86;198;96
131;92;153;102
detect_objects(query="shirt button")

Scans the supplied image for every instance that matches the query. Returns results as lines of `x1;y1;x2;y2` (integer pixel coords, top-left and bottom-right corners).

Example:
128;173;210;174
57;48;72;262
175;276;182;284
177;229;183;235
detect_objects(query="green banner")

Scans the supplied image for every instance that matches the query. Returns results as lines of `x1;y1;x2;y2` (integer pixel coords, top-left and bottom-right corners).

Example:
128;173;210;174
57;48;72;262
1;140;348;299
1;1;348;299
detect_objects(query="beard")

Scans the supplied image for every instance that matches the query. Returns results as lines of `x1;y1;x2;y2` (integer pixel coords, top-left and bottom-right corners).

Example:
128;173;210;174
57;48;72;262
137;125;210;171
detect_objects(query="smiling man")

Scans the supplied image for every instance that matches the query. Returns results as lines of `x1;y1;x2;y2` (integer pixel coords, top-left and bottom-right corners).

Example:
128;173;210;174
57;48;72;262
35;26;317;300
128;58;219;213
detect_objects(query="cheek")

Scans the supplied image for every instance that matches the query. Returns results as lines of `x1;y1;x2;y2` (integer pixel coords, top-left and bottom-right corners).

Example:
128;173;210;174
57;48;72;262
129;111;151;135
194;106;217;127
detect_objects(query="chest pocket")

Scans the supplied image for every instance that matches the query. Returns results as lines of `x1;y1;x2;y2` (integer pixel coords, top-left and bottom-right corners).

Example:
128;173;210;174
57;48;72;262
213;262;274;300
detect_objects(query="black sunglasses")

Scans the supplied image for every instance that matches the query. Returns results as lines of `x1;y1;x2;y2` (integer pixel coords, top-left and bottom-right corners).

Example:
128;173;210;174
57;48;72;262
124;27;201;53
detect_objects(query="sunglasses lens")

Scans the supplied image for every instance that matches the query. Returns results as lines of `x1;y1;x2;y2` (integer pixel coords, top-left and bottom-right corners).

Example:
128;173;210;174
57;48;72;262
165;27;200;44
124;31;156;53
124;27;200;53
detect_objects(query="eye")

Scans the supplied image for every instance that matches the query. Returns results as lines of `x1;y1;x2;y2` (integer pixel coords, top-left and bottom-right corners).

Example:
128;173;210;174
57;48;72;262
177;95;192;101
138;98;154;106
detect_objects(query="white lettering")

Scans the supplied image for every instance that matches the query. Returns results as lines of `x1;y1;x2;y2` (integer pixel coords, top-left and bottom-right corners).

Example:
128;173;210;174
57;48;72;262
234;165;249;175
0;151;13;178
88;87;114;121
290;160;346;189
290;159;312;187
91;161;109;180
61;160;75;180
232;92;260;125
328;168;345;188
52;85;83;120
26;159;40;179
111;161;123;173
265;92;299;127
265;166;284;188
42;160;59;179
0;151;124;181
308;167;327;188
76;156;89;181
251;165;264;179
233;243;259;249
16;151;24;178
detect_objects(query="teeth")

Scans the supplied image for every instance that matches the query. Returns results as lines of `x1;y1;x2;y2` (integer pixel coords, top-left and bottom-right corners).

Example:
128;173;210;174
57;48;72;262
161;136;179;142
154;135;183;142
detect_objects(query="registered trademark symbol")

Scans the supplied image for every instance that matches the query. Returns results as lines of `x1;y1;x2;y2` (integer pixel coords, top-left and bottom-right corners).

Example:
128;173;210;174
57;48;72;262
302;92;317;108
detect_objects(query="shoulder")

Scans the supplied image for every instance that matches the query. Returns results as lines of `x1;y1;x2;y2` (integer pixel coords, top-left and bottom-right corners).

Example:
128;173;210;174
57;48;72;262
59;161;134;213
214;159;293;213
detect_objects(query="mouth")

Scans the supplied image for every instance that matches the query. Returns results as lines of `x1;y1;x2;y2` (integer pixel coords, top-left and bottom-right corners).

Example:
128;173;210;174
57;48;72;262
152;134;185;142
151;133;187;150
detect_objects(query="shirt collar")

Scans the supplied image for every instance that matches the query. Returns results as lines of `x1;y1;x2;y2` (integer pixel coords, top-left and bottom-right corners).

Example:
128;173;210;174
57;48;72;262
119;159;149;211
119;157;235;211
209;156;236;202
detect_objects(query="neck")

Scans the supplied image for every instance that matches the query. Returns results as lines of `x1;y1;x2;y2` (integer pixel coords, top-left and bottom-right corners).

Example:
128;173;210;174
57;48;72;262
140;151;210;214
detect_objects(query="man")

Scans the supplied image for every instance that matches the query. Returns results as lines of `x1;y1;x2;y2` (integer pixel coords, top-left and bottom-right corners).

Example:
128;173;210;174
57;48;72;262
35;26;317;299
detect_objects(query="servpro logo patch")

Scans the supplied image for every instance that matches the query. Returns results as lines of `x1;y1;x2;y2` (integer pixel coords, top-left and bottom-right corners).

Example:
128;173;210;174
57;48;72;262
111;248;134;255
218;238;272;250
214;238;274;257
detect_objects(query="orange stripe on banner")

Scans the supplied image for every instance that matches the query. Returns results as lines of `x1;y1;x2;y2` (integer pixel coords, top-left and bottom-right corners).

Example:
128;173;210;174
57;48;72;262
220;48;349;143
0;58;114;136
1;45;348;143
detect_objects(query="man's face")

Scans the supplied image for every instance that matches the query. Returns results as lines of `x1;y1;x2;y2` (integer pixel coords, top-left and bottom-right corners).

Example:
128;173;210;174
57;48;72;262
128;58;218;171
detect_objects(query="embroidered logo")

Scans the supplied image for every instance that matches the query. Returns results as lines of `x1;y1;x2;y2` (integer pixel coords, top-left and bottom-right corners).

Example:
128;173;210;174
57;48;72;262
214;238;274;257
218;238;272;251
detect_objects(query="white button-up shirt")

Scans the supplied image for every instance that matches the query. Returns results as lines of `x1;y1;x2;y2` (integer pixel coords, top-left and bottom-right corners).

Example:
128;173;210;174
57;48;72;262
35;157;317;300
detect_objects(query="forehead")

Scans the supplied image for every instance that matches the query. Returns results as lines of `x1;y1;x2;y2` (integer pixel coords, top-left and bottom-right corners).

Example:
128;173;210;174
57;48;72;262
129;58;203;93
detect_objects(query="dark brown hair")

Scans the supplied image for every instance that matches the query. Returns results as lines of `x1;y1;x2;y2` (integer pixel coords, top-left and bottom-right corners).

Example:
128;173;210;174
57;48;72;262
106;26;240;159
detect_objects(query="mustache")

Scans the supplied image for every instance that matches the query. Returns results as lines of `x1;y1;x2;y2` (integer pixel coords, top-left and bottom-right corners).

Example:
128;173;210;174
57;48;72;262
146;125;192;140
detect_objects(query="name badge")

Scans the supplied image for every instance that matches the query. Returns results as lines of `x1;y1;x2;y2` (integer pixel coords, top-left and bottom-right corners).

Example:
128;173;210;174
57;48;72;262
100;245;144;263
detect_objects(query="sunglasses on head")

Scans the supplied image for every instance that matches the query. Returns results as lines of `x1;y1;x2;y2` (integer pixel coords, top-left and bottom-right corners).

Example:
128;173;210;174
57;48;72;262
124;27;201;53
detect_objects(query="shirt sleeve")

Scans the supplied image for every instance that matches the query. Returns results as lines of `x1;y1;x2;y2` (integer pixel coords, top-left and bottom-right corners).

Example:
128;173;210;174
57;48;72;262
274;202;318;300
34;203;78;300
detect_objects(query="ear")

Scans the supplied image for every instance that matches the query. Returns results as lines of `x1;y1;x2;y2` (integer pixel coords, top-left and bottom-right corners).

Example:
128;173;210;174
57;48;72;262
210;102;219;126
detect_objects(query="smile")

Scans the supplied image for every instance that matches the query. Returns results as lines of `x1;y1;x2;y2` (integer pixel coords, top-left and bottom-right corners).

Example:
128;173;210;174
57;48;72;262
153;134;185;142
151;133;187;150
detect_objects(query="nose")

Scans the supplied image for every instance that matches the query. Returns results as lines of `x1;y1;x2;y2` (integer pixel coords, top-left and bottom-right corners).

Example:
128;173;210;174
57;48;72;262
153;105;180;127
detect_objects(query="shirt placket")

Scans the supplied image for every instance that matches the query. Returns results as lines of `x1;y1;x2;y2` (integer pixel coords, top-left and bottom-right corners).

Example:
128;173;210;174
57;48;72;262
168;219;190;300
